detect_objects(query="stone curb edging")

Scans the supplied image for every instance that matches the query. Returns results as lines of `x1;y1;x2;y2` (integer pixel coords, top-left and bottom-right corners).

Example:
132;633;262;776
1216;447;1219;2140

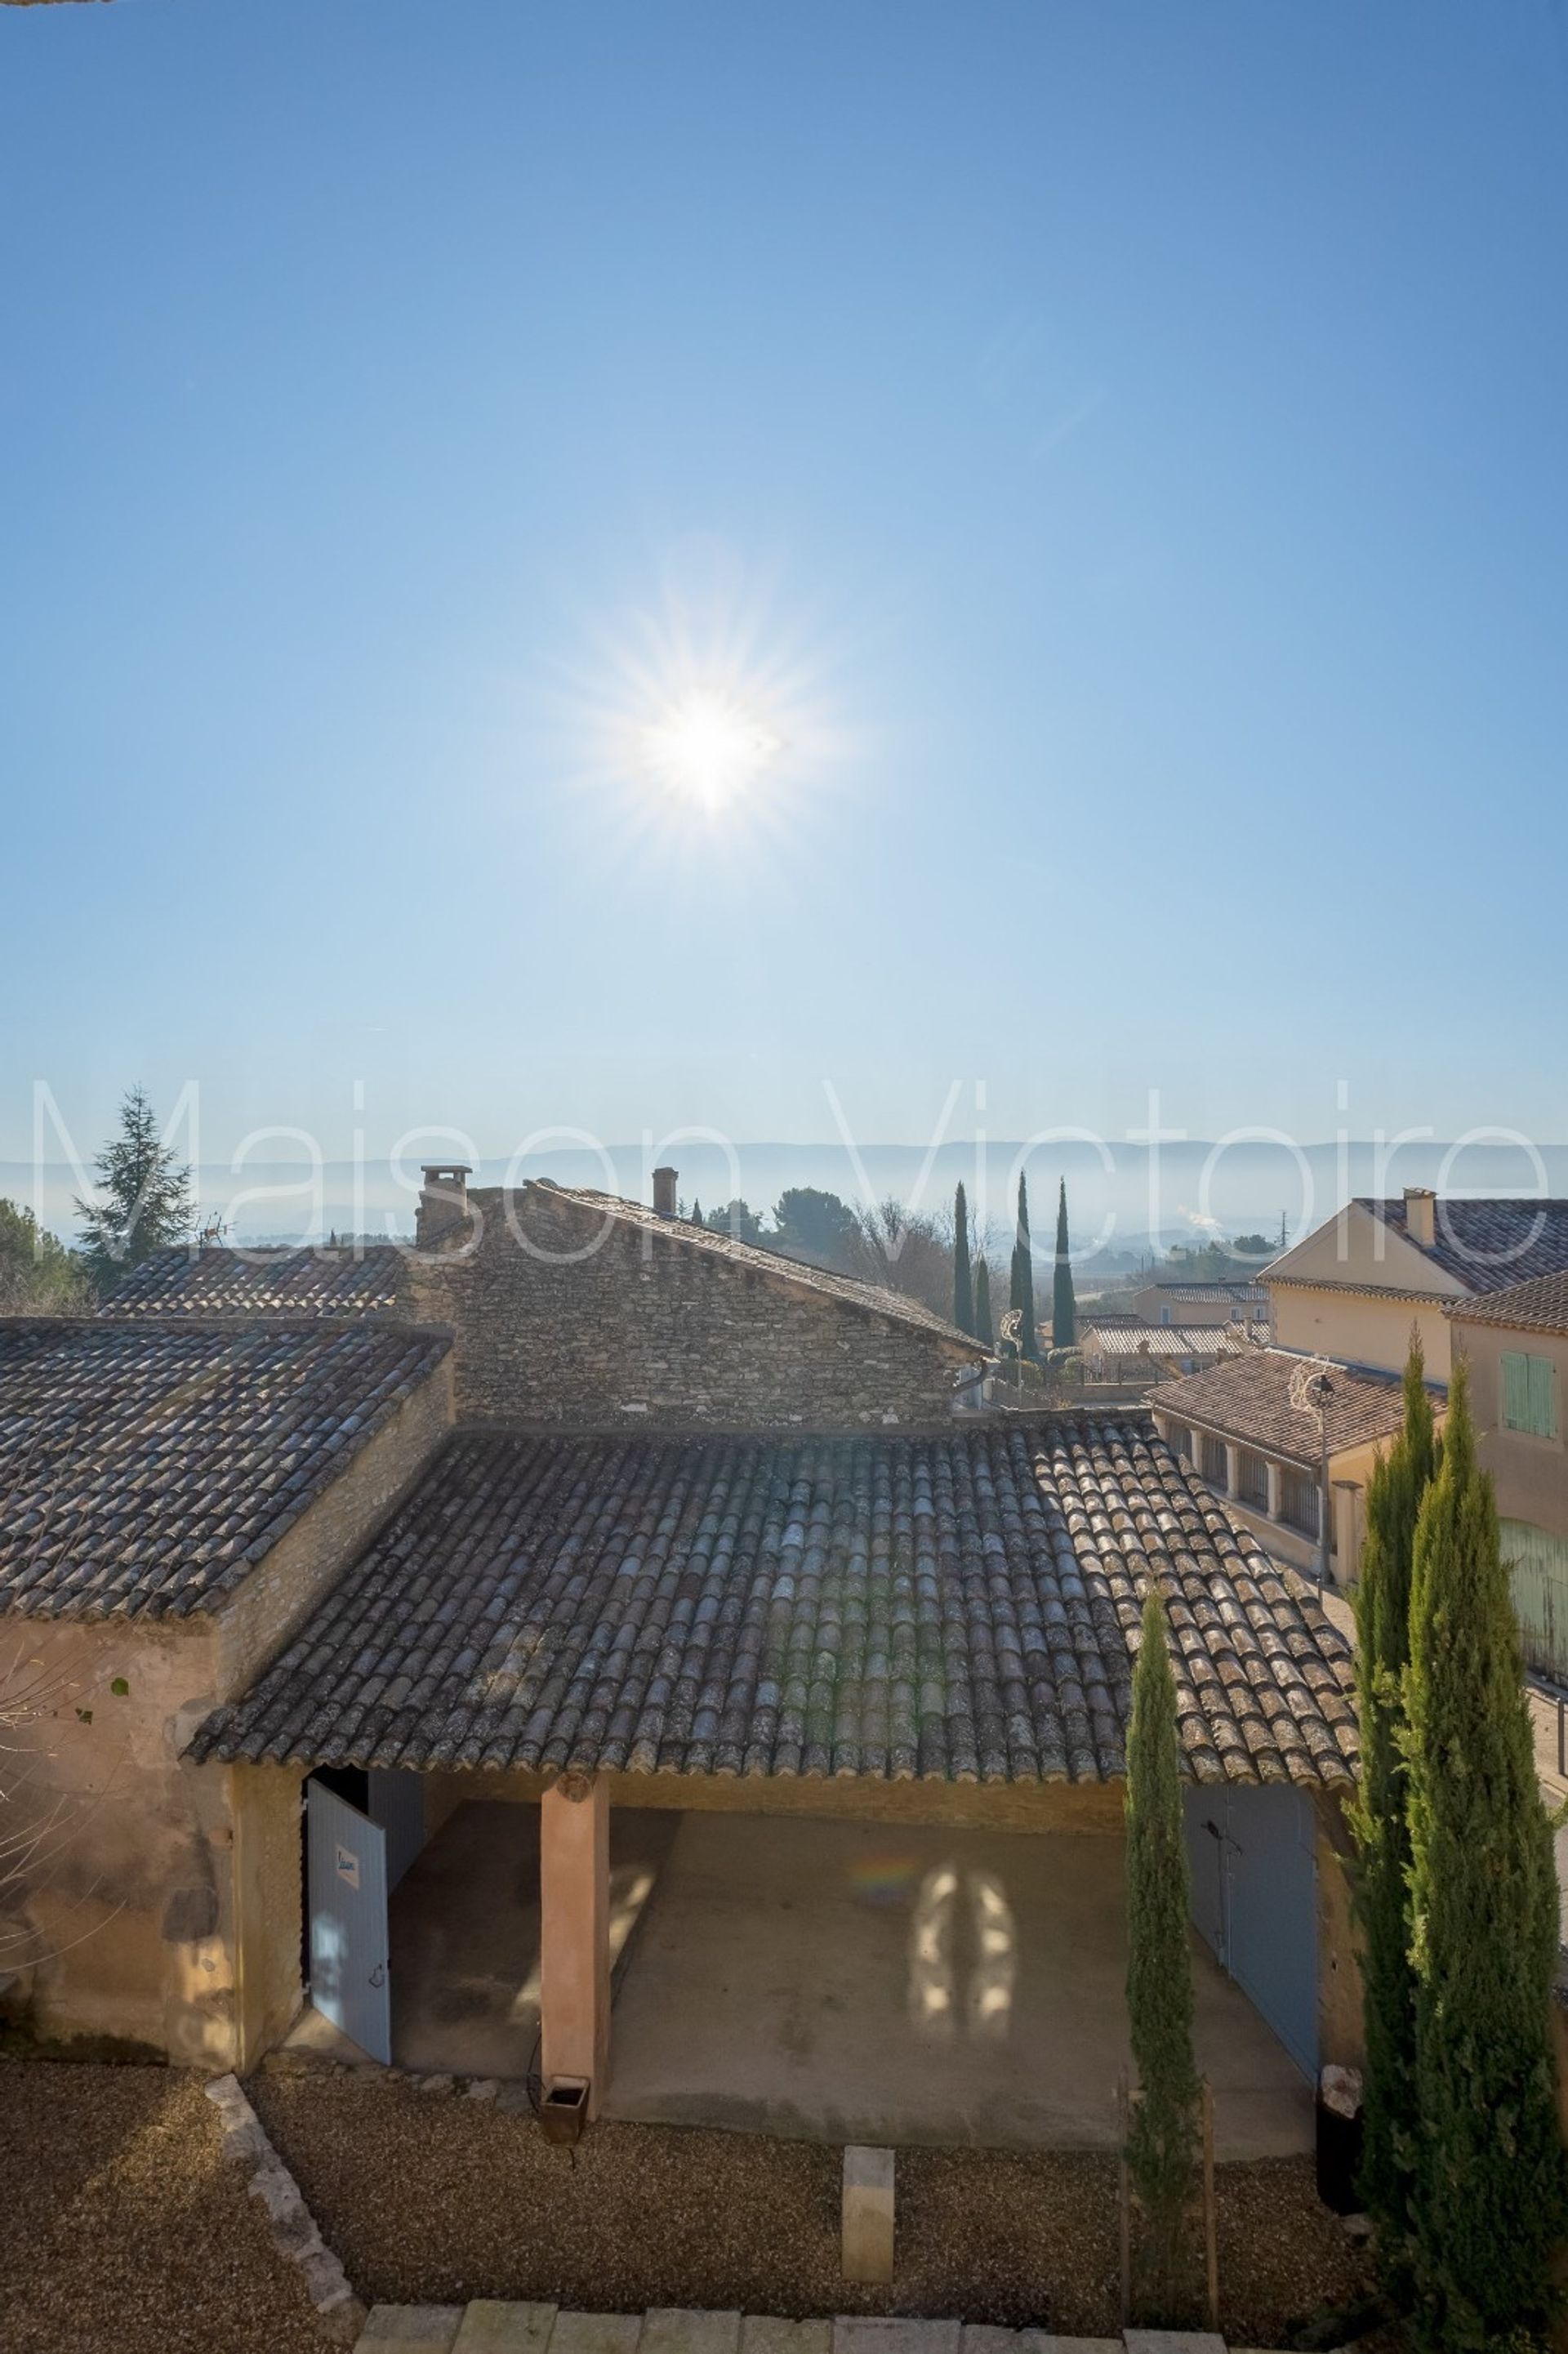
204;2071;367;2346
354;2306;1302;2353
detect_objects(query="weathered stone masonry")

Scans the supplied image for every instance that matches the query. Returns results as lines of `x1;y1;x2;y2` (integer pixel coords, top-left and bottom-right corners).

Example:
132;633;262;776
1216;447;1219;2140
407;1184;973;1431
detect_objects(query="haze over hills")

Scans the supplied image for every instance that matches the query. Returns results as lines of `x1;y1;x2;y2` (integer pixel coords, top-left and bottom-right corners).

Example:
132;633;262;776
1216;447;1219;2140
11;1135;1565;1259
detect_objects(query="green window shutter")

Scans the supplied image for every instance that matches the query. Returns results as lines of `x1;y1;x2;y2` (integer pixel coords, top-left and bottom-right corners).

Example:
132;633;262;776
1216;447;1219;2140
1528;1354;1557;1440
1503;1351;1530;1430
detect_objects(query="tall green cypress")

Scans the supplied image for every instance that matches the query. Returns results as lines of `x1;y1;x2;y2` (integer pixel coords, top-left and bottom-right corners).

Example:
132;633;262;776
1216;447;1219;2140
973;1256;994;1349
1405;1362;1566;2350
1013;1173;1038;1358
953;1181;974;1335
1052;1178;1077;1346
1125;1589;1200;2323
1349;1336;1435;2288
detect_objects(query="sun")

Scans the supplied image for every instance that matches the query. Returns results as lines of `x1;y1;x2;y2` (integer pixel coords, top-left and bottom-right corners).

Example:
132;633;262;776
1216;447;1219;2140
642;693;782;812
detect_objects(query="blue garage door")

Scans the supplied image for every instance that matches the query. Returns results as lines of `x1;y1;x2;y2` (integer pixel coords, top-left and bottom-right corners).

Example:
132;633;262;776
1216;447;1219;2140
1184;1784;1317;2078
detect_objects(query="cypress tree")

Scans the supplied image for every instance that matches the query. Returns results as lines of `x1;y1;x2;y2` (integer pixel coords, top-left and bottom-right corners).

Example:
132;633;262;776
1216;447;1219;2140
690;1197;704;1227
1349;1336;1436;2289
953;1182;974;1335
1405;1362;1567;2350
1053;1177;1077;1347
973;1257;994;1349
1125;1589;1200;2323
1013;1174;1038;1358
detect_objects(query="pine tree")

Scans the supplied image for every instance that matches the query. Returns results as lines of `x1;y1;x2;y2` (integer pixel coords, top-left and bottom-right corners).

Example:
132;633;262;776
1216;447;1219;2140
1349;1336;1436;2290
1125;1589;1200;2323
1052;1178;1077;1347
973;1256;994;1349
74;1086;193;1296
1405;1362;1567;2350
1013;1173;1038;1358
952;1182;974;1335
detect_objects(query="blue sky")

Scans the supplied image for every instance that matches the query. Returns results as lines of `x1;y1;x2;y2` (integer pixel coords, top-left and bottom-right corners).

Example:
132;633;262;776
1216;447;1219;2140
4;1;1566;1173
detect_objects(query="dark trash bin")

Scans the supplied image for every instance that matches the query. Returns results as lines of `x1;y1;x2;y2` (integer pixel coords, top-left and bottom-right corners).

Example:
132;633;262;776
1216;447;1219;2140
1316;2062;1364;2214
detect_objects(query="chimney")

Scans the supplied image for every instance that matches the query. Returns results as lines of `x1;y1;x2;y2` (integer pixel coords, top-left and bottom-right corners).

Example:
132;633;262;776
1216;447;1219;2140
416;1163;471;1248
653;1166;678;1219
1403;1185;1437;1251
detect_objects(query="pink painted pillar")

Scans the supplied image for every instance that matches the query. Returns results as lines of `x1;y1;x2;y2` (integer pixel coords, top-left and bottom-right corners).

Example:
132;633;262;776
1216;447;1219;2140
539;1772;610;2115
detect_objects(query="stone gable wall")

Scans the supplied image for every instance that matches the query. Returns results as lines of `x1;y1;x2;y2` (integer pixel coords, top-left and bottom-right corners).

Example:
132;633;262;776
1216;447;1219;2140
406;1188;967;1430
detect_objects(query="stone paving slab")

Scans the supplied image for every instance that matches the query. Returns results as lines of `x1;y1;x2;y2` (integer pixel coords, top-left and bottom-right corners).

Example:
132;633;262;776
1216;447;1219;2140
642;2314;743;2354
831;2323;962;2354
547;2316;646;2354
454;2303;561;2352
740;2326;831;2354
359;2309;466;2352
1123;2335;1227;2354
962;2334;1123;2354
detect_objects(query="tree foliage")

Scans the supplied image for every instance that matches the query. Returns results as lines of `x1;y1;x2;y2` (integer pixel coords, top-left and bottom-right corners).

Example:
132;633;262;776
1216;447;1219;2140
1052;1178;1076;1347
973;1255;994;1349
702;1197;764;1246
1405;1362;1567;2350
1349;1335;1436;2287
1010;1173;1039;1358
773;1186;860;1270
74;1087;193;1296
0;1199;91;1314
1125;1589;1200;2322
952;1182;974;1335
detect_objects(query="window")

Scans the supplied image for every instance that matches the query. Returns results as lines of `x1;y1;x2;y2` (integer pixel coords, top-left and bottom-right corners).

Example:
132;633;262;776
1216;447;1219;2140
1502;1351;1557;1440
1165;1421;1192;1460
1236;1448;1270;1509
1200;1433;1228;1489
1279;1465;1321;1539
1160;1306;1173;1325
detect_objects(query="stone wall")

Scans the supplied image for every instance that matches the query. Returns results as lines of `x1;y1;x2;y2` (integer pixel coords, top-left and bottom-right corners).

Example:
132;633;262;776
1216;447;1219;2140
0;1364;452;2068
0;1616;236;2063
406;1186;971;1430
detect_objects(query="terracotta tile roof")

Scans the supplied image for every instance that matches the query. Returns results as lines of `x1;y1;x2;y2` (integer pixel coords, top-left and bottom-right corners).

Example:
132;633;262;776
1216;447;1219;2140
189;1414;1357;1789
506;1184;978;1352
1145;1282;1266;1305
1082;1322;1250;1361
1149;1349;1427;1468
99;1245;406;1319
0;1317;450;1621
1361;1197;1568;1293
1450;1268;1568;1336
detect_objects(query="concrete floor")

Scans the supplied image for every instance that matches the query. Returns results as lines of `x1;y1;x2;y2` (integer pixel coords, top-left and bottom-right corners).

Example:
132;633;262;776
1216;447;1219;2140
289;1800;1311;2160
604;1813;1311;2158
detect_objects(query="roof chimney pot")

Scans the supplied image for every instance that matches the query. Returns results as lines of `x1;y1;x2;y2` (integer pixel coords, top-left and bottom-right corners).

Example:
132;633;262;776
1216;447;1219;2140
1404;1185;1437;1250
416;1163;472;1249
653;1166;678;1219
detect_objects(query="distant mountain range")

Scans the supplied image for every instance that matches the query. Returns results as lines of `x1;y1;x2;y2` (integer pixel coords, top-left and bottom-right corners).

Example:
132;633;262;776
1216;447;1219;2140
9;1136;1565;1259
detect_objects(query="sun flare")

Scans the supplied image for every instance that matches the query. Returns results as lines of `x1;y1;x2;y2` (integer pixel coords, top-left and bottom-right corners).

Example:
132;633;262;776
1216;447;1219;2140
642;693;782;811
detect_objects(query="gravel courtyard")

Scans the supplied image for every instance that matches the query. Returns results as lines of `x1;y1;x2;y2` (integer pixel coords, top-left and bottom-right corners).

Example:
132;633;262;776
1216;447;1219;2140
0;2060;330;2354
0;2056;1371;2352
254;2066;1367;2347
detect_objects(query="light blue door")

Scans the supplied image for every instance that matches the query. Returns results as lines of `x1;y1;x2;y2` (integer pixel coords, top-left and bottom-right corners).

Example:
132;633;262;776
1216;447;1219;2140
307;1780;390;2063
368;1768;425;1893
1184;1784;1317;2079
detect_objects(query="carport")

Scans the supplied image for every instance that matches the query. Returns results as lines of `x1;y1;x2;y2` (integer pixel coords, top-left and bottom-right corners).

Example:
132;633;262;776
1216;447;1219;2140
193;1416;1364;2138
